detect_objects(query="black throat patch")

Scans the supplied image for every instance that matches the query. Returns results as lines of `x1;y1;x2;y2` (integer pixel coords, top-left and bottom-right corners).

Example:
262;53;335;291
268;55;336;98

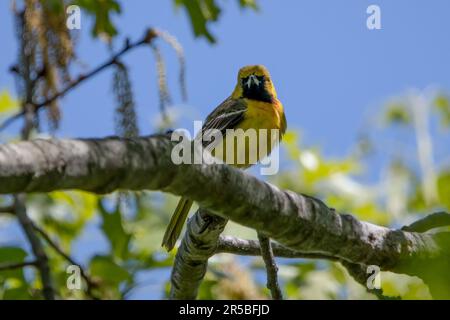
241;76;273;103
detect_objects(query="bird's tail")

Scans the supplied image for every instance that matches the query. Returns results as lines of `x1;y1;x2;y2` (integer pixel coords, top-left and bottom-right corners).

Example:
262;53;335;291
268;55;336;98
161;197;193;251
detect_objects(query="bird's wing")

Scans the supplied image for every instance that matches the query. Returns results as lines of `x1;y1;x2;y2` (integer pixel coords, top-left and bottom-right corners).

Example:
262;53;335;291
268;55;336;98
197;97;247;148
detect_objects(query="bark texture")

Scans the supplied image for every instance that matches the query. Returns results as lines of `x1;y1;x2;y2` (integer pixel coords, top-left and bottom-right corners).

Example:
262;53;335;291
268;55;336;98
0;135;449;298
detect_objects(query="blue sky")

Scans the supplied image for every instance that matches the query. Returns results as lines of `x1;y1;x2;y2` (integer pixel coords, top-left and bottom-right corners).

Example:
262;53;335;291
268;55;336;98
1;0;450;299
1;0;449;157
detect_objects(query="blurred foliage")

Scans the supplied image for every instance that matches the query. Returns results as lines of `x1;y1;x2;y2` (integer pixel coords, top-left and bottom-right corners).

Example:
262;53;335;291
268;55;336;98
89;255;130;299
434;94;450;128
437;171;450;210
0;247;31;299
385;102;411;125
0;90;19;114
74;0;121;40
73;0;258;43
174;0;258;43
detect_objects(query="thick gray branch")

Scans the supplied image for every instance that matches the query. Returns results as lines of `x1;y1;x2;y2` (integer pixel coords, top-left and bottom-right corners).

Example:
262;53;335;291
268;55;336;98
0;135;448;297
170;209;227;299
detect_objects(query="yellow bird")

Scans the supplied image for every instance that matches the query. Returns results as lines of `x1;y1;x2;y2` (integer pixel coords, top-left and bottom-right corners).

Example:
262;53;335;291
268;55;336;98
162;65;287;251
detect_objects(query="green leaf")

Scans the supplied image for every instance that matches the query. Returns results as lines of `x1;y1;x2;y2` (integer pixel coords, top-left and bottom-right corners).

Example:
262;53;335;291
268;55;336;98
294;262;317;282
434;94;450;128
99;199;131;260
74;0;121;40
37;191;98;246
380;272;431;299
0;90;19;114
384;103;411;125
0;247;27;263
89;255;130;286
88;254;131;299
174;0;259;43
0;247;28;281
408;181;428;212
437;171;450;210
174;0;221;43
302;153;360;187
197;278;219;299
2;286;32;300
238;0;259;10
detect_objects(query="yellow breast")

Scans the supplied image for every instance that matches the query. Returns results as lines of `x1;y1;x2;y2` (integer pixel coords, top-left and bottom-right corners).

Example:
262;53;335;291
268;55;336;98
238;99;285;132
211;99;285;168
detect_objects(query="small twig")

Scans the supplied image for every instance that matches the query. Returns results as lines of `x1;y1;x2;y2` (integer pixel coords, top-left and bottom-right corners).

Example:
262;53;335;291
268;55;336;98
14;195;55;300
402;211;450;233
2;205;99;298
0;114;21;131
216;235;339;261
31;223;99;299
0;260;37;271
257;232;283;300
21;103;35;138
0;205;14;214
217;236;398;300
0;28;157;131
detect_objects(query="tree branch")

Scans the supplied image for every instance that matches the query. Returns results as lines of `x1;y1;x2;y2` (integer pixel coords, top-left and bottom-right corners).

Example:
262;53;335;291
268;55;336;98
0;205;14;214
31;222;99;299
170;209;227;299
13;195;55;300
0;28;157;131
216;236;398;299
1;207;99;298
216;236;339;260
0;134;448;298
402;211;450;233
257;232;283;299
0;260;37;271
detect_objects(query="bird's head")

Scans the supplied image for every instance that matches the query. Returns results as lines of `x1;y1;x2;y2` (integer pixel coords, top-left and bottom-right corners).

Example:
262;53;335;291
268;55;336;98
232;65;277;102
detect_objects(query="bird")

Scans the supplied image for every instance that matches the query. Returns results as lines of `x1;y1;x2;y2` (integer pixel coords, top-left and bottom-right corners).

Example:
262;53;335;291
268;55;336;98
161;65;287;251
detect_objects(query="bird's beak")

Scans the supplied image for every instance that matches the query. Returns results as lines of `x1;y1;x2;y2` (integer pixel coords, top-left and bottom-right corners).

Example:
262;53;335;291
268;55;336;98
246;74;261;88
